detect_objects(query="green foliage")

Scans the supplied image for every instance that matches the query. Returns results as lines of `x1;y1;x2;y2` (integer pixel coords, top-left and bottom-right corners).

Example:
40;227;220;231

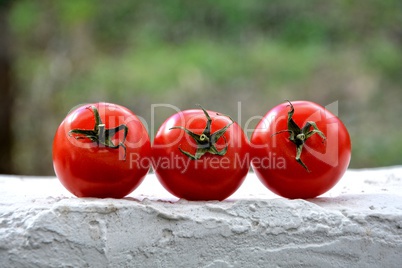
6;0;402;174
364;40;402;80
57;0;95;25
8;0;39;35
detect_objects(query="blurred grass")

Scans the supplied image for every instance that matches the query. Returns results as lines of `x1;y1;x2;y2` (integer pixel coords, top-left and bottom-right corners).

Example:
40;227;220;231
5;0;402;174
77;39;326;94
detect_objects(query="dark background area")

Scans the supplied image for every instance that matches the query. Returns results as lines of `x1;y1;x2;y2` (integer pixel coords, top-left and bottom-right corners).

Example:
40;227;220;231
1;0;401;175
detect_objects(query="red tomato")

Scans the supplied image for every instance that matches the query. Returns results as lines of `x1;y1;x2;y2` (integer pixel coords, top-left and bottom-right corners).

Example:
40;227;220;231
53;102;151;198
152;105;250;201
251;100;351;199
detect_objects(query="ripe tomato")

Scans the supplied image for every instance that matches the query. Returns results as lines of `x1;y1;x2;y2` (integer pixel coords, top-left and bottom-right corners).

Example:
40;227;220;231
53;102;151;198
251;100;351;199
152;105;250;201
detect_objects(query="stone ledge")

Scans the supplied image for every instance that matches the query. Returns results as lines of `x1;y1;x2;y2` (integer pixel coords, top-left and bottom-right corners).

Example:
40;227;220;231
1;167;402;267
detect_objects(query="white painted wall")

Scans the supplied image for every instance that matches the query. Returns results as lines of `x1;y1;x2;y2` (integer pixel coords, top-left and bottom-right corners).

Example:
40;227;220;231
1;167;402;267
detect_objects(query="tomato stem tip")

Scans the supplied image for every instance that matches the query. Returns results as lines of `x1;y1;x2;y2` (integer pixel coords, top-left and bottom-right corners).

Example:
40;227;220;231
68;105;129;160
272;100;326;172
169;105;234;160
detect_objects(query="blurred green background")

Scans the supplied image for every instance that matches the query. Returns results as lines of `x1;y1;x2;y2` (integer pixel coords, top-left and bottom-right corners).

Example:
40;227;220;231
0;0;401;175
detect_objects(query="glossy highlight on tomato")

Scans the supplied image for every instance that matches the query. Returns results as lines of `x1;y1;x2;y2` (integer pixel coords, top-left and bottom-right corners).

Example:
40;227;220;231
152;105;250;201
53;102;151;198
251;100;351;199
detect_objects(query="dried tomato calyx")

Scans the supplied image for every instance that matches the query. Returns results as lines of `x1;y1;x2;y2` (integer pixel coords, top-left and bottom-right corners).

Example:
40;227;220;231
170;104;234;160
68;105;128;160
272;100;326;172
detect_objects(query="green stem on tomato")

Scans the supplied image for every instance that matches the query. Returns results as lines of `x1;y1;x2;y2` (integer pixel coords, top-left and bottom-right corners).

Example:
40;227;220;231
68;105;128;160
271;100;326;172
170;104;234;160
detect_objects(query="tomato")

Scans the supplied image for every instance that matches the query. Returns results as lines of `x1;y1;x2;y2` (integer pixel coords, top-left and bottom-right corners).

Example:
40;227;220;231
152;105;250;201
251;100;351;199
53;102;151;198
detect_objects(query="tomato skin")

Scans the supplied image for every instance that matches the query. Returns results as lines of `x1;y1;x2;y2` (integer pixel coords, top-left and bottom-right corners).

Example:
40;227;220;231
152;109;250;201
53;103;151;198
251;101;351;199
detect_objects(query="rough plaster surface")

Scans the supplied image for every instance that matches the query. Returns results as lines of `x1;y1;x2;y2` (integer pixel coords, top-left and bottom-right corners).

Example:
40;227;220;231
1;167;402;267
